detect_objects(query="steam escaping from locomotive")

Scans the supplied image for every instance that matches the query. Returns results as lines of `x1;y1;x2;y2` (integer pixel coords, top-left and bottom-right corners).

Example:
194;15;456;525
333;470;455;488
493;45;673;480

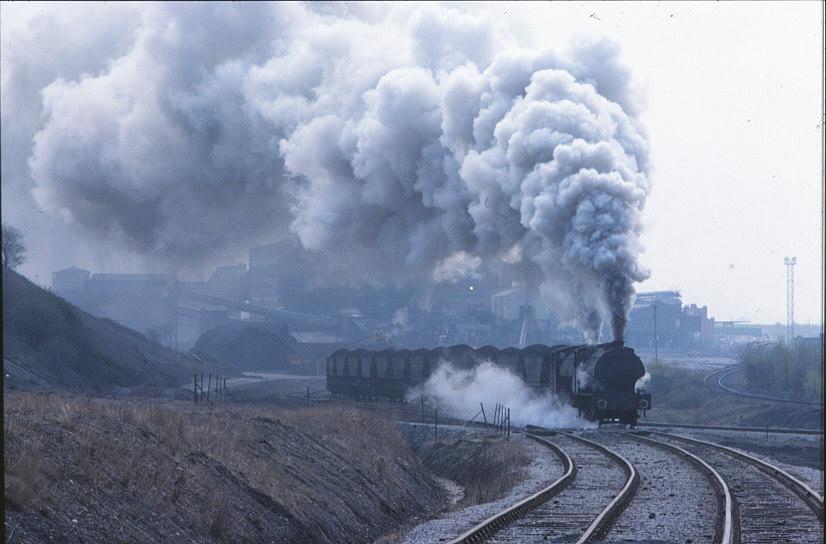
15;4;650;336
408;360;591;429
634;371;651;393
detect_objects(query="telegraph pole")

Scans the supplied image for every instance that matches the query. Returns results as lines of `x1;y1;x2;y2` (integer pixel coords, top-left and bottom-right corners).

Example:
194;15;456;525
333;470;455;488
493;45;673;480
653;303;659;364
784;257;796;342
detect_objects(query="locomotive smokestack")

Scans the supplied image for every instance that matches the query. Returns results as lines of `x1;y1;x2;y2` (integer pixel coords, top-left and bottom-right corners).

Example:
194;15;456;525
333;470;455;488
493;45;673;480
611;312;626;343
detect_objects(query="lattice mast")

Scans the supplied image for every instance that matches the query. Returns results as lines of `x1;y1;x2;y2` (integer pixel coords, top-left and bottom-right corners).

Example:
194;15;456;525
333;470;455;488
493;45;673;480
784;257;796;341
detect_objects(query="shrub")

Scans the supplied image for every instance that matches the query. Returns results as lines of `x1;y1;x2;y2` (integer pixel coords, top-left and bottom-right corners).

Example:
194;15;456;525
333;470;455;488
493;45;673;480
645;363;707;409
740;341;823;401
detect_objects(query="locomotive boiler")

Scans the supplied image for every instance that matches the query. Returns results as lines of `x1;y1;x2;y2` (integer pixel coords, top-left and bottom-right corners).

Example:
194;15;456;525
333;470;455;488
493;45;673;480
326;341;652;425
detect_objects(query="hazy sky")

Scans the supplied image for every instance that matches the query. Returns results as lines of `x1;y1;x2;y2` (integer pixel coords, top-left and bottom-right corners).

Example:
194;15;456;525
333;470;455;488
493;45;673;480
1;1;823;325
487;1;822;326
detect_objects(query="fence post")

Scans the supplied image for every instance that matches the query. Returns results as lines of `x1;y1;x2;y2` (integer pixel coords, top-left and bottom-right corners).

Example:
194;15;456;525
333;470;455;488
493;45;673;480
480;403;487;426
207;373;212;402
507;408;510;439
223;378;227;400
434;409;438;443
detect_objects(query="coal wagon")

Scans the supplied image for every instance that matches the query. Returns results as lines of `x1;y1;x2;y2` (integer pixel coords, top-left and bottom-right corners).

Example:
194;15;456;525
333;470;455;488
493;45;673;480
326;341;652;425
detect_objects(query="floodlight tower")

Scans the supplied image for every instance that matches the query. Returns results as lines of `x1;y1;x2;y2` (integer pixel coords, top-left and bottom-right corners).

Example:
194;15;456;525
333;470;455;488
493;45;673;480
784;257;797;341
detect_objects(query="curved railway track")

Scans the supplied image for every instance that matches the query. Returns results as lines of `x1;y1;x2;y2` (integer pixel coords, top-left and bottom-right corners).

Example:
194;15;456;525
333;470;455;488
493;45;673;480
446;427;821;544
647;431;823;543
621;432;733;544
448;431;638;544
704;366;823;407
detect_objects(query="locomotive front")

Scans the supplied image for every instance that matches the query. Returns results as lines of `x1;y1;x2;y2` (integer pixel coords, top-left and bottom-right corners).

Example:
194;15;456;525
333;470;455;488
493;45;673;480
570;341;651;426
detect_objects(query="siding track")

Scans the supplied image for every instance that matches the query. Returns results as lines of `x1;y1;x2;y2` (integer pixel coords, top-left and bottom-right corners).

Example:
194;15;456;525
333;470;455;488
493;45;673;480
704;366;823;407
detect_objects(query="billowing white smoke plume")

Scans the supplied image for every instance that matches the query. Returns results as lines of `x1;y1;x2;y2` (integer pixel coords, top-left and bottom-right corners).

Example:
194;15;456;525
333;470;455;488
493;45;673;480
432;251;482;284
7;3;650;335
408;361;592;429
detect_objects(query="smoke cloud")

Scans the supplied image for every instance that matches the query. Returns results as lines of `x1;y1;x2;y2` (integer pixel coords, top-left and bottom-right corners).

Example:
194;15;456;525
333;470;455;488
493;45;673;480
4;3;650;335
432;251;482;284
408;360;591;429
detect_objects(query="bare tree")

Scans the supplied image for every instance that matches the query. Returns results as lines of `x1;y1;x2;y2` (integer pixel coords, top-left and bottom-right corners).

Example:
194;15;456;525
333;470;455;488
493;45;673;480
2;223;26;269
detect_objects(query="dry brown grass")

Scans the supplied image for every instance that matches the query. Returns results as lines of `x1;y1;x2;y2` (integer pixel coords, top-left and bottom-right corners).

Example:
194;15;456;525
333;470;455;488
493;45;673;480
3;391;443;543
417;434;532;506
4;452;46;510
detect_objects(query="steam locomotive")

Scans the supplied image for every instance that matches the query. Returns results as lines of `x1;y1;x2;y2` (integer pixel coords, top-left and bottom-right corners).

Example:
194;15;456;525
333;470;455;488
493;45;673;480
326;341;652;425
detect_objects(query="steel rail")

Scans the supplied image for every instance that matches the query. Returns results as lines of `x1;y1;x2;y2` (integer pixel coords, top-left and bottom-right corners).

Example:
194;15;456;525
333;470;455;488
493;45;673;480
652;431;824;515
704;365;823;407
702;366;735;390
446;434;575;544
625;432;733;544
716;367;823;406
636;421;823;435
558;432;640;544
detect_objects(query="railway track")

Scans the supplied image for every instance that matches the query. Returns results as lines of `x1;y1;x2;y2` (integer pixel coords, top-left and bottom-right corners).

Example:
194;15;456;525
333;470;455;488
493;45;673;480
646;431;823;544
264;391;822;542
446;427;821;544
636;421;823;435
704;366;824;407
618;432;733;543
448;431;638;543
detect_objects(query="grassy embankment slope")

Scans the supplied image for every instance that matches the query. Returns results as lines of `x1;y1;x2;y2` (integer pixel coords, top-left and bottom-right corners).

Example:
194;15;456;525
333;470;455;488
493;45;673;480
4;393;448;543
2;268;226;395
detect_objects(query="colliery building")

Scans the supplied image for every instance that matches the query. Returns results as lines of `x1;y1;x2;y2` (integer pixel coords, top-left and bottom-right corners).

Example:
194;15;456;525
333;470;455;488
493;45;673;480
624;291;715;349
55;248;745;367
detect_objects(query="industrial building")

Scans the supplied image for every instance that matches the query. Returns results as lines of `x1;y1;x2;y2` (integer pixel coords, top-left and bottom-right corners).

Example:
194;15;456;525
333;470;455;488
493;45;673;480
52;269;178;345
624;291;715;349
56;243;765;368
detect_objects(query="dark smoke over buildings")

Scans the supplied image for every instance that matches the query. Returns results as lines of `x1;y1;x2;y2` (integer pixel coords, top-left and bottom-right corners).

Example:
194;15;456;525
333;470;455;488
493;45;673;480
3;3;650;339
